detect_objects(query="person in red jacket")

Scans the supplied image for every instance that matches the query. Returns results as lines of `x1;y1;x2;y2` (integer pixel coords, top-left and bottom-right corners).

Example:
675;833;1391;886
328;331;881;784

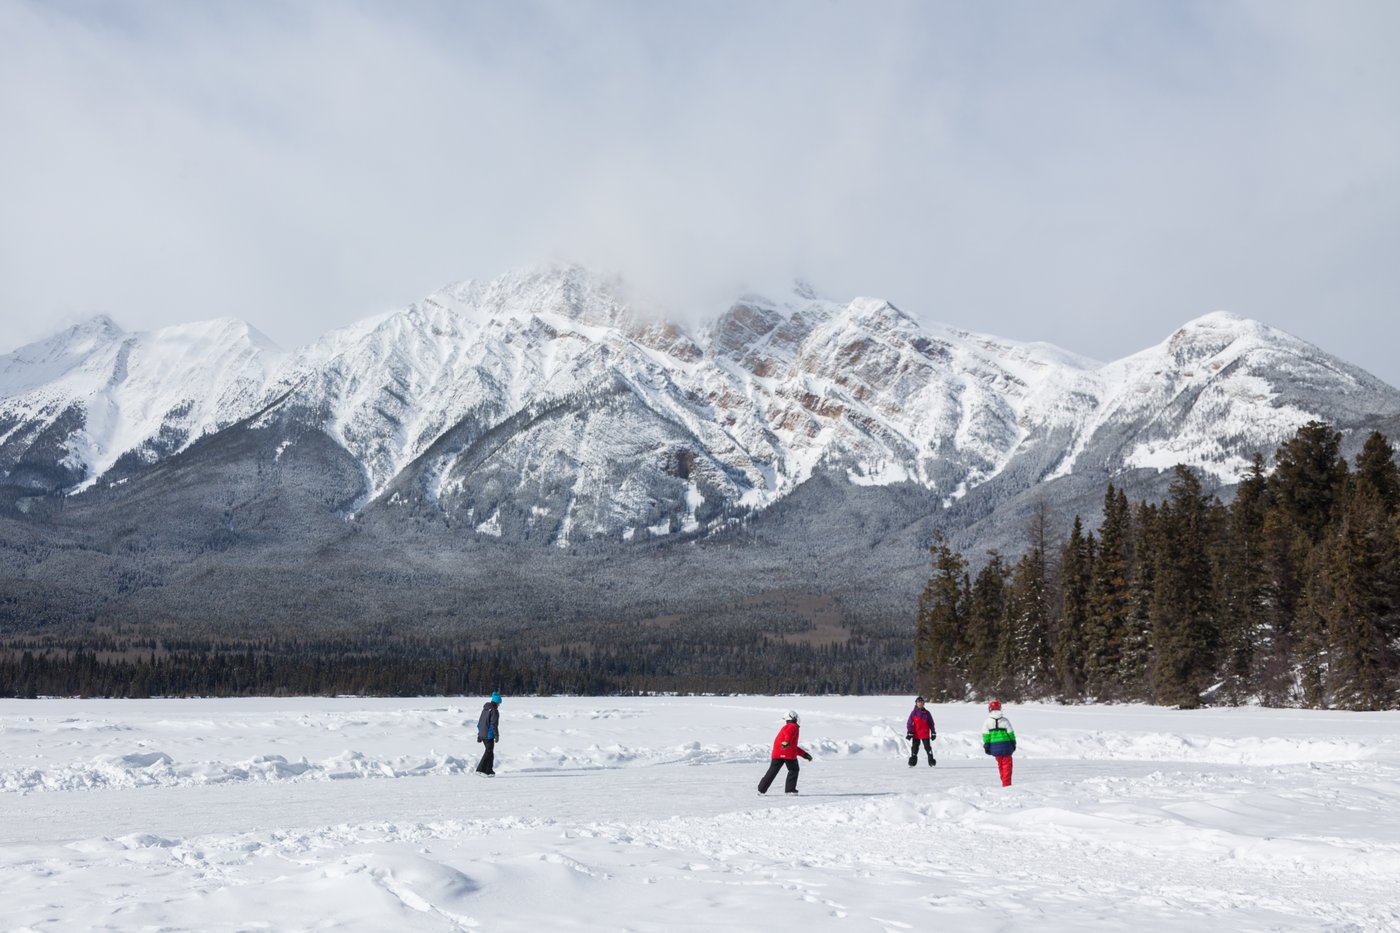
905;696;936;767
757;710;812;795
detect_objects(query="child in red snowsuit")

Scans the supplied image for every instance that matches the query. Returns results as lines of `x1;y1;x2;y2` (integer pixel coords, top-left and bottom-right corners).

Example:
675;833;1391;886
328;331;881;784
905;696;936;767
757;711;812;794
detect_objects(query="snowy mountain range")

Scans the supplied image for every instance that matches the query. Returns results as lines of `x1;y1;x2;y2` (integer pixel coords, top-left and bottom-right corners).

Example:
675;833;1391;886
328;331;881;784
4;264;1398;549
5;263;1400;642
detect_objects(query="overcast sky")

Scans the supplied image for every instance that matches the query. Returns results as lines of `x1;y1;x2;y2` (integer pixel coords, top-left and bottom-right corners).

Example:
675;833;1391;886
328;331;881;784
3;1;1398;384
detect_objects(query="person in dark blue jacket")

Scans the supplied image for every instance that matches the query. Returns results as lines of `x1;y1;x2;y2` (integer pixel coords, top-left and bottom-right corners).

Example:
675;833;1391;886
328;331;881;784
475;691;502;776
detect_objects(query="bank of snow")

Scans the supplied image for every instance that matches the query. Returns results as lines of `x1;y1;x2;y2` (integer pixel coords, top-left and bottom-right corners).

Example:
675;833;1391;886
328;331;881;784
1;697;1397;931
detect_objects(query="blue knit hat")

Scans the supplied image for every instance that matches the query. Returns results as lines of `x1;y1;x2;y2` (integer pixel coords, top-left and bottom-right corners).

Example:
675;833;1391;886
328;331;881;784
491;691;502;704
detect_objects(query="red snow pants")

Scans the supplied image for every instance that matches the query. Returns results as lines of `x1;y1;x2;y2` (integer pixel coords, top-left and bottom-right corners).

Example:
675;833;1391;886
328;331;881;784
996;755;1013;786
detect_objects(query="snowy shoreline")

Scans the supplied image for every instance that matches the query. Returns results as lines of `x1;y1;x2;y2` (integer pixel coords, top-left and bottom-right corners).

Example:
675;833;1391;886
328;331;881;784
3;697;1398;930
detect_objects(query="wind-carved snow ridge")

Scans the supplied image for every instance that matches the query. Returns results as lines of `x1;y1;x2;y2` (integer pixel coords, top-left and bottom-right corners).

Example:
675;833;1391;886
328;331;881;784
4;267;1400;534
0;749;477;794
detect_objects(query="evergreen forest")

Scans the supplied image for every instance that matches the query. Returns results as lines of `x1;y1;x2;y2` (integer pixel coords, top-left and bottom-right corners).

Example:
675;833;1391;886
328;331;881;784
0;630;908;699
915;422;1400;710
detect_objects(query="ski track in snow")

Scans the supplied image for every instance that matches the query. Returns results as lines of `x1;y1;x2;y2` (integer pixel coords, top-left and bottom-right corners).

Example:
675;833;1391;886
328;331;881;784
2;697;1398;931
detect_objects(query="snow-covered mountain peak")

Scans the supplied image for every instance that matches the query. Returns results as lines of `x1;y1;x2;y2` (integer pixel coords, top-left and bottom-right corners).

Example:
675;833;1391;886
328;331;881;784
1158;311;1273;363
0;315;125;394
67;312;124;341
701;292;833;382
817;297;918;339
1118;311;1332;382
1035;308;1400;486
157;317;283;356
1182;309;1247;328
472;263;633;329
1;315;280;400
0;314;285;491
54;313;124;343
6;265;1400;547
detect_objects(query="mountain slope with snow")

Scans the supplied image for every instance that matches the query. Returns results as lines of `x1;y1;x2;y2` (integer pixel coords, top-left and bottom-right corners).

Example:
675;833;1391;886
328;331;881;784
1044;311;1400;484
0;315;282;491
3;265;1398;549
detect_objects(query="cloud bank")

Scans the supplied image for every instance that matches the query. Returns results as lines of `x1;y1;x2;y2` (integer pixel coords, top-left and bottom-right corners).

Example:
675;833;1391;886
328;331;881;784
2;0;1398;384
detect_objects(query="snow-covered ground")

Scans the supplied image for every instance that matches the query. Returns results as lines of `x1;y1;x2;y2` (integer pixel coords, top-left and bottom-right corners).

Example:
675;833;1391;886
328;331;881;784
2;697;1397;931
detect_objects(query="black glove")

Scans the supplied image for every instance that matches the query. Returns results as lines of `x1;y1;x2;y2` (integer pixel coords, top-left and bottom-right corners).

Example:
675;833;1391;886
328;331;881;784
801;751;812;761
983;742;992;755
931;733;937;741
1009;741;1016;754
905;733;914;741
476;737;483;743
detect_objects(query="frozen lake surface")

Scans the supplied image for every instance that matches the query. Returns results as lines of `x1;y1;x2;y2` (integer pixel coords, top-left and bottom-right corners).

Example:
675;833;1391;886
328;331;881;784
2;696;1398;931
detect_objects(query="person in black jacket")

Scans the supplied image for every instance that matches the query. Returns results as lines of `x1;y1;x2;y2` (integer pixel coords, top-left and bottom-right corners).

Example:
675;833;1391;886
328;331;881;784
475;691;502;776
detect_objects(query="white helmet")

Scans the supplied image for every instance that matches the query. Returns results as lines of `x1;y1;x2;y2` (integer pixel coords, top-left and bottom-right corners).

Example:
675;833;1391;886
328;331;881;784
786;710;799;723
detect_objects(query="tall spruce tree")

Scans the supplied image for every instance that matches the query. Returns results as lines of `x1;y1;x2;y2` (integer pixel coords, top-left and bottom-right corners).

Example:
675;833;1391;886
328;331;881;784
1005;504;1055;698
1119;501;1159;700
1295;544;1331;708
1217;456;1271;703
1270;420;1349;544
1261;421;1349;703
966;552;1010;698
1056;517;1092;700
1322;483;1400;709
1258;506;1308;704
1150;466;1220;707
1354;431;1400;518
915;532;969;700
1085;485;1132;700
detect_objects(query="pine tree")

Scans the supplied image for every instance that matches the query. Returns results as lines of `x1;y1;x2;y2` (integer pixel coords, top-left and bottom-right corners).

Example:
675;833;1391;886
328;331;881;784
1353;431;1400;518
1295;544;1331;708
1321;483;1400;709
1120;501;1158;700
1258;506;1308;705
1261;421;1349;704
1217;456;1270;703
1270;421;1349;544
1004;505;1054;699
966;552;1010;698
1085;485;1131;700
1150;466;1220;707
1055;517;1092;700
915;532;969;700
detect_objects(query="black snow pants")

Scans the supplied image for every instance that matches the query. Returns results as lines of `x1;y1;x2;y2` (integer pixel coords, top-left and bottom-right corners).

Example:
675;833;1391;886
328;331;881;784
758;758;800;794
908;737;933;765
475;740;496;775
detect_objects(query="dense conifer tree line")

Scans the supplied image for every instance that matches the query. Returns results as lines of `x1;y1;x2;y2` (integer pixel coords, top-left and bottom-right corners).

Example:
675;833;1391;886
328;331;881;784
0;630;911;698
915;422;1400;710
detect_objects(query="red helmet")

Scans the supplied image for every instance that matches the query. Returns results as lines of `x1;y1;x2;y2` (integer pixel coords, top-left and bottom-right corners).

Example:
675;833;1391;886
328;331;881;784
988;700;1001;711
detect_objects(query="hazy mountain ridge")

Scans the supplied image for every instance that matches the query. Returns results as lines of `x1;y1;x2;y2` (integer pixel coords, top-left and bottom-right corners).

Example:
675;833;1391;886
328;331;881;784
4;264;1399;650
4;265;1398;551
